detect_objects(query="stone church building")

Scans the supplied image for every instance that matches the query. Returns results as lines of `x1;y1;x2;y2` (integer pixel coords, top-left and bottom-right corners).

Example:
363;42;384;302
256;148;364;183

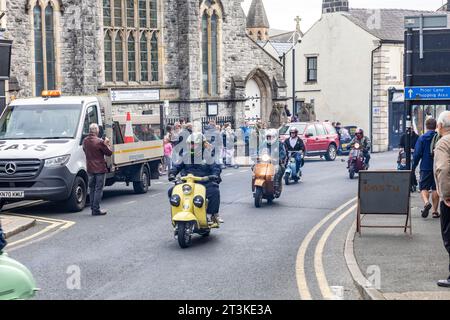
1;0;287;127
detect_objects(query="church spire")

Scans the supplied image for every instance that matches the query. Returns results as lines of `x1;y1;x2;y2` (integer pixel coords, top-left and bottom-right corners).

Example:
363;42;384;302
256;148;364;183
246;0;270;41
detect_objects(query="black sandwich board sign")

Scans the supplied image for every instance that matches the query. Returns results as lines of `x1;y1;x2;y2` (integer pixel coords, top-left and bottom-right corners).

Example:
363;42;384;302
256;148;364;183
357;170;412;235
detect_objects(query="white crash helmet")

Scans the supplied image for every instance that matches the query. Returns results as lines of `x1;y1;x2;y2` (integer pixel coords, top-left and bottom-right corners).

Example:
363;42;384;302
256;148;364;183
265;129;278;143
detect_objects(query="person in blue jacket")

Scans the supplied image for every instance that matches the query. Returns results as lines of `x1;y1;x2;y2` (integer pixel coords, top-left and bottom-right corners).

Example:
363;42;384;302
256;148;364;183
413;118;440;219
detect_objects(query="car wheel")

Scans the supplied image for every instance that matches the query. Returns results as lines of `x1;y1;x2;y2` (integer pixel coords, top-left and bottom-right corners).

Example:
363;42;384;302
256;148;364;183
67;176;87;212
325;144;337;161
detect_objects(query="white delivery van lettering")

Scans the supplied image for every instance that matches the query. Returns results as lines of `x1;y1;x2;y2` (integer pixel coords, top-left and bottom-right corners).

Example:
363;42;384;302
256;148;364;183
0;144;48;152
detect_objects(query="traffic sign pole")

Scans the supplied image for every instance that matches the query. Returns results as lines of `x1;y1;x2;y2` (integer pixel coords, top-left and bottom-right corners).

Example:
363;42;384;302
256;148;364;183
405;27;413;170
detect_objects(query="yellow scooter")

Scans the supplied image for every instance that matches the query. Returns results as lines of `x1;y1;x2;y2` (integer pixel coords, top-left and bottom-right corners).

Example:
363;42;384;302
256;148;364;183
170;174;220;248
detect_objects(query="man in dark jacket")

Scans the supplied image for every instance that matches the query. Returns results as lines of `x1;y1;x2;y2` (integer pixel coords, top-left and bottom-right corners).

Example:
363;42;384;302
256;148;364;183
413;118;439;219
284;127;306;174
83;123;113;216
169;132;223;223
0;220;6;252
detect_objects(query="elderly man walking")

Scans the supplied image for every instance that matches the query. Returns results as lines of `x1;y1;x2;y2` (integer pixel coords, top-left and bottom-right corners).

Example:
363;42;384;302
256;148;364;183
435;111;450;288
83;123;113;216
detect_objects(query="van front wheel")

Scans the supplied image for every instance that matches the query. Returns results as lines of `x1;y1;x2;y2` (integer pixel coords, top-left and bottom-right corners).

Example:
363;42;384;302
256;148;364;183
67;176;87;212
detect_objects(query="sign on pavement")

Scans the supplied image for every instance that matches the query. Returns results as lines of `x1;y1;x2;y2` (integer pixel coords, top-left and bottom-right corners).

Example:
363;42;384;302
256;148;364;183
404;86;450;101
357;170;412;235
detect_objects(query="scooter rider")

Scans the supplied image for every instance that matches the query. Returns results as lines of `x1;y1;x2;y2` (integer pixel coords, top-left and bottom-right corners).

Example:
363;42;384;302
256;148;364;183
262;129;287;196
284;127;306;174
350;128;371;166
168;132;223;223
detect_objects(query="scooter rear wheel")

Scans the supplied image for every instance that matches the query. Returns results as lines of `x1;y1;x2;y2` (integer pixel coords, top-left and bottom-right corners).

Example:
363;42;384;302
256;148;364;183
177;222;192;248
349;167;356;180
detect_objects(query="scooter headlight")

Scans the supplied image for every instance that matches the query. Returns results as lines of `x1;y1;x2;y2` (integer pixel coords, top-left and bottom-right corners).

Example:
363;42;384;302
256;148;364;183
170;195;181;207
354;143;360;149
261;154;271;162
193;196;204;208
182;185;192;195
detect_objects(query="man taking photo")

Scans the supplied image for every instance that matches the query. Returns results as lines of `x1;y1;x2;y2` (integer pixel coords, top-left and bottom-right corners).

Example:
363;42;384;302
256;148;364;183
83;123;112;216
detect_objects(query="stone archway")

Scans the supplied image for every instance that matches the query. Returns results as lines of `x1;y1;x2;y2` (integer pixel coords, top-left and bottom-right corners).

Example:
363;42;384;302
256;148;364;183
244;69;272;125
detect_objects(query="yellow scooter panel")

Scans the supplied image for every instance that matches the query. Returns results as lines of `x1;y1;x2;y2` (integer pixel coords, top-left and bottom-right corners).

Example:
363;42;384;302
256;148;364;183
171;181;208;229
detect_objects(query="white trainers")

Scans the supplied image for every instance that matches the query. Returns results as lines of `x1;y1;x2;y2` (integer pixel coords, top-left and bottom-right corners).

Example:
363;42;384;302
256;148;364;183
213;214;224;224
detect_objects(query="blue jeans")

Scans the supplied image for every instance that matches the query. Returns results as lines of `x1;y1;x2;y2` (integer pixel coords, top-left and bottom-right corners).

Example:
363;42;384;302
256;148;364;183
89;173;106;214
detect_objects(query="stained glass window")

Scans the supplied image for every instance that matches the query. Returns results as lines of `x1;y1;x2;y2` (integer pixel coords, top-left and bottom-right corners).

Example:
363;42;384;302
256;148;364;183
150;0;157;28
104;33;113;82
45;5;55;90
128;33;136;81
115;33;124;81
202;12;209;94
211;13;218;96
140;33;148;81
103;0;111;26
138;0;147;28
127;0;134;27
34;5;44;95
104;0;159;83
150;32;158;81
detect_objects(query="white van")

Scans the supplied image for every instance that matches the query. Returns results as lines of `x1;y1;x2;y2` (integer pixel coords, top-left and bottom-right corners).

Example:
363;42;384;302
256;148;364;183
0;91;163;212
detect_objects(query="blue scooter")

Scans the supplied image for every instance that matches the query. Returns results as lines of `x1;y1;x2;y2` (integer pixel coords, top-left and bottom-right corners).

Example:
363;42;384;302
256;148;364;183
284;151;304;185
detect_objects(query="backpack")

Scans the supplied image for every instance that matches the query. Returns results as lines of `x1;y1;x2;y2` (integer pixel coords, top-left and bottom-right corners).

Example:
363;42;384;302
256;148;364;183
430;132;441;159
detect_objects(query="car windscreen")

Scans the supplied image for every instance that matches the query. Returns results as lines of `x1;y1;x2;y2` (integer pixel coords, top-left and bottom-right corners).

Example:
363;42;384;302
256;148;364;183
279;124;307;135
0;104;82;140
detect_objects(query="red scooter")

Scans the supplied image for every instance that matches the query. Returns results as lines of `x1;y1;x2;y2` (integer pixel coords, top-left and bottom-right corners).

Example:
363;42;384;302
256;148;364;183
348;143;368;179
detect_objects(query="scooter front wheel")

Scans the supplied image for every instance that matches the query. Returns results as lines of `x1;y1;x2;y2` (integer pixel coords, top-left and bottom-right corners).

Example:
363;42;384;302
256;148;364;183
254;187;263;208
284;174;290;186
177;222;193;248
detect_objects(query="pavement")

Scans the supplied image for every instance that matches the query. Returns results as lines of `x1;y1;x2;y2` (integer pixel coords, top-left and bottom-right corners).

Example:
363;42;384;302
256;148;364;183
0;213;36;238
350;192;450;300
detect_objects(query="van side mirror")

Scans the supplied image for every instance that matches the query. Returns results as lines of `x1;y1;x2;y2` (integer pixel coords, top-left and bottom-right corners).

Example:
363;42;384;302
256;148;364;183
305;133;313;138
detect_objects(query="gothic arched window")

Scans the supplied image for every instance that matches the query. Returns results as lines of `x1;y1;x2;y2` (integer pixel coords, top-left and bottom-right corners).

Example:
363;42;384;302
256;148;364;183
103;0;160;83
200;0;223;97
31;0;59;96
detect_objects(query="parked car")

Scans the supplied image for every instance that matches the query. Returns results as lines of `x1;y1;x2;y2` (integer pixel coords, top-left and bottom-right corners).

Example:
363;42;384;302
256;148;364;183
279;122;340;161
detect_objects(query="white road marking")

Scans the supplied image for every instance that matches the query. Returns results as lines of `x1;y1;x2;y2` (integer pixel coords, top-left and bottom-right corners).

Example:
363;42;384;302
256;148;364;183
295;197;357;300
314;204;357;299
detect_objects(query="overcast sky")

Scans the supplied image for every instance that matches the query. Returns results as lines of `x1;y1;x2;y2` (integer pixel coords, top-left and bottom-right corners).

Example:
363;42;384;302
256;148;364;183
241;0;447;32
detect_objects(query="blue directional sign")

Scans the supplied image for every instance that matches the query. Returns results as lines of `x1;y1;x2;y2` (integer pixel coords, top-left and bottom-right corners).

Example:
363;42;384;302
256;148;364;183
405;86;450;101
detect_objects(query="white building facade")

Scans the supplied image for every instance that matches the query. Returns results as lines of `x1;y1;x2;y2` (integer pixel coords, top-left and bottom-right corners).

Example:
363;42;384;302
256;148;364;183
293;2;444;152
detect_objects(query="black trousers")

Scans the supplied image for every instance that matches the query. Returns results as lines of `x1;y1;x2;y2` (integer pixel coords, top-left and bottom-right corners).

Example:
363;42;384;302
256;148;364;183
168;182;220;215
441;202;450;273
88;173;106;214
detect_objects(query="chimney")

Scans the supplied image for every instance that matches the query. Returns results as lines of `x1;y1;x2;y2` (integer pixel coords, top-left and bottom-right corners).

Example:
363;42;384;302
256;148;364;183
322;0;349;14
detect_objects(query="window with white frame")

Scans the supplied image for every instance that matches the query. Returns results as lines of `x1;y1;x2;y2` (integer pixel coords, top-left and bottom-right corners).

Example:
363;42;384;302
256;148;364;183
103;0;160;84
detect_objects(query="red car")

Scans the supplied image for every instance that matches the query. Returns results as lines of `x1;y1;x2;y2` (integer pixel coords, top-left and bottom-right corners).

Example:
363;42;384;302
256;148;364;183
279;122;340;161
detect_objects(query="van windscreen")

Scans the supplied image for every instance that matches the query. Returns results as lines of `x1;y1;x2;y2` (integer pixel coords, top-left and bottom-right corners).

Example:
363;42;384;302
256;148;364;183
0;104;82;140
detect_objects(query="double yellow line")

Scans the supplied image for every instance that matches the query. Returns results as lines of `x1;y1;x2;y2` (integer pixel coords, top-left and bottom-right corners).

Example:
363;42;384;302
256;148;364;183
4;213;75;252
296;198;357;300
